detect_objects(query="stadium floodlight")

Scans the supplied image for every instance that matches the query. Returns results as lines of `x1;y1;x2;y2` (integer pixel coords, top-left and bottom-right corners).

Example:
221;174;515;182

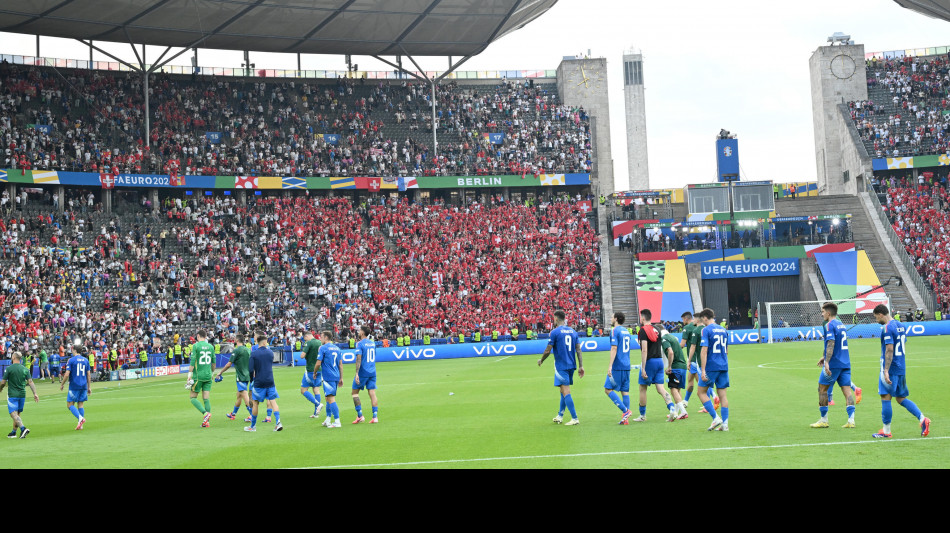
827;32;851;45
832;218;840;226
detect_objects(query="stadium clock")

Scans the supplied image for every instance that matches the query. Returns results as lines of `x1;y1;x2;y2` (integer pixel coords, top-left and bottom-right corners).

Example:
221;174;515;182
830;53;856;80
572;63;603;92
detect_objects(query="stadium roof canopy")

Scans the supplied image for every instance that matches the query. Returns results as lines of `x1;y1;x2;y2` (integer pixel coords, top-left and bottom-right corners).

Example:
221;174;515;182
0;0;557;57
894;0;950;23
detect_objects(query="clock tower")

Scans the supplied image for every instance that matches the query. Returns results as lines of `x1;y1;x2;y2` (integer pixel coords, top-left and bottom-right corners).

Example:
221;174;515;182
557;57;614;195
809;40;869;196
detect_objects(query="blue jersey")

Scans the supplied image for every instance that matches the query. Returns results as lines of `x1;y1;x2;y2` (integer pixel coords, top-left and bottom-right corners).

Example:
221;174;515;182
66;355;89;390
700;323;729;372
547;325;580;372
610;325;632;371
249;347;275;388
880;319;907;376
824;318;850;369
318;343;342;383
356;338;376;377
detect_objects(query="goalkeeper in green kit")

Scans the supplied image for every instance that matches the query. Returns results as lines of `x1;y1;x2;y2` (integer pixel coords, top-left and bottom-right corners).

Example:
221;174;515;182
187;330;216;428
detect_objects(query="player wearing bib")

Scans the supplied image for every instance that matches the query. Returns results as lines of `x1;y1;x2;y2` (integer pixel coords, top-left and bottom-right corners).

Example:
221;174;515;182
661;330;689;421
872;305;931;438
246;333;282;432
811;303;856;429
538;310;584;426
698;308;730;431
1;352;38;439
633;309;676;423
186;331;216;428
316;331;344;428
605;312;634;424
299;332;324;418
351;326;379;424
217;334;253;422
60;346;91;430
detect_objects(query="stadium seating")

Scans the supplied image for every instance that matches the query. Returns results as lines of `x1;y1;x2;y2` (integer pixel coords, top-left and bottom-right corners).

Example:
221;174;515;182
0;190;601;359
848;55;950;158
880;175;950;312
0;62;591;178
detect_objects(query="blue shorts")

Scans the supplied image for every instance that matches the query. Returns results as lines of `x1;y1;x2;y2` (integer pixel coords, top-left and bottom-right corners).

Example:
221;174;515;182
689;361;700;375
7;397;25;414
604;370;630;392
323;380;338;398
700;370;729;390
878;374;909;398
668;368;688;389
352;374;377;391
819;368;852;388
638;358;665;386
302;371;323;388
252;386;279;402
554;368;575;387
66;389;88;403
236;381;249;392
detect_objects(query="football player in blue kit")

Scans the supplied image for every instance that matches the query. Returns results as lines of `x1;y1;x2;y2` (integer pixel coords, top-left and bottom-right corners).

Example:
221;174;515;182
811;303;857;428
316;331;344;429
604;312;633;424
60;345;92;431
538;310;584;426
872;305;930;438
351;325;379;424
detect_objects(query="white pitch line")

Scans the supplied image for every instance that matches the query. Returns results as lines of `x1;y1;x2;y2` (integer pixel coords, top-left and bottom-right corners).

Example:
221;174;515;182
493;356;512;362
291;436;950;469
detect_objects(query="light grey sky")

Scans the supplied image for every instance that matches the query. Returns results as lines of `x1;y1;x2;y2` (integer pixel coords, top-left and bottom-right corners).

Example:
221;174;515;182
1;0;949;192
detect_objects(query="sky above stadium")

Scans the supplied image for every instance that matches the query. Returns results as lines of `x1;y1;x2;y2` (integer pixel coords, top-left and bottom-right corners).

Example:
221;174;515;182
2;0;949;192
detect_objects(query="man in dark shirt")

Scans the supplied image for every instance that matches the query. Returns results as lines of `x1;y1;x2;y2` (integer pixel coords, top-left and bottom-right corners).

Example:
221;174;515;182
246;332;283;432
632;309;676;423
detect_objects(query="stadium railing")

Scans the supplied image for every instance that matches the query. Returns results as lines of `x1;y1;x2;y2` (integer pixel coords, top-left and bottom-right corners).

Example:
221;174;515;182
863;180;938;313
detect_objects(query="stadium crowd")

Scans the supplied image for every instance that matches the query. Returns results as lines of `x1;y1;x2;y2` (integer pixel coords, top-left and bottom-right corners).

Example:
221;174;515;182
880;173;950;313
1;61;591;178
0;190;602;362
849;54;950;158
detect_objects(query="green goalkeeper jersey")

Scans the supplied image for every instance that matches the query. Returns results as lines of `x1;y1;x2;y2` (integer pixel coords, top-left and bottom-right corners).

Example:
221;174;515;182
302;338;322;373
192;341;215;382
229;345;251;383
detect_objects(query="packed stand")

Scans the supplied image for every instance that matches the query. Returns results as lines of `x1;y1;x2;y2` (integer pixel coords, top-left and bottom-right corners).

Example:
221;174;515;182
848;54;950;158
1;61;591;178
880;173;950;312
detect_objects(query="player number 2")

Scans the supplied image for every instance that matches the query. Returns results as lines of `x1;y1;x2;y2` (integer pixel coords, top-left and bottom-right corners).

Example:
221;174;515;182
840;331;848;351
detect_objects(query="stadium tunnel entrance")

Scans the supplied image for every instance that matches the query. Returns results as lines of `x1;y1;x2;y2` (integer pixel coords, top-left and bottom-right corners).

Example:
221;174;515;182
704;274;801;329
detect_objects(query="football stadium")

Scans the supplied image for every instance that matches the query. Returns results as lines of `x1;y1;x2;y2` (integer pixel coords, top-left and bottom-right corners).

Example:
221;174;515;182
0;0;948;469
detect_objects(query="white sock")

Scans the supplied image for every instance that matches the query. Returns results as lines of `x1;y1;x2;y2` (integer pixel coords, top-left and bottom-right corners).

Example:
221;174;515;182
883;423;891;433
919;414;925;423
820;417;828;423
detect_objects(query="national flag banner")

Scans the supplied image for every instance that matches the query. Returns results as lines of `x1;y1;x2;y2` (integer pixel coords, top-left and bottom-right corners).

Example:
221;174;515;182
367;178;380;192
404;177;418;189
0;169;7;183
329;176;356;189
575;200;593;214
99;173;115;189
235;176;258;189
381;176;398;189
170;171;184;187
282;176;306;189
431;272;443;286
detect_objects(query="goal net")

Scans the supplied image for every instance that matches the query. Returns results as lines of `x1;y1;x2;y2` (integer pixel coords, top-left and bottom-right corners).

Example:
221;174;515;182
764;297;890;344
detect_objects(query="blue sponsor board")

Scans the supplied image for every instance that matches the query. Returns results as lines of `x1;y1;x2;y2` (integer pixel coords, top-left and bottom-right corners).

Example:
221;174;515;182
33;124;53;134
323;134;340;145
205;132;222;144
487;133;505;144
701;258;799;279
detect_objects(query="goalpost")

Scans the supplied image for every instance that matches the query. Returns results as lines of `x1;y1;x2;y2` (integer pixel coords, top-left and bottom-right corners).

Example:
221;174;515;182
764;297;891;344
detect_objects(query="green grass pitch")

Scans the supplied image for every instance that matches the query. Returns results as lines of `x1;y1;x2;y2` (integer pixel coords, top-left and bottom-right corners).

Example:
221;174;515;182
3;338;947;468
